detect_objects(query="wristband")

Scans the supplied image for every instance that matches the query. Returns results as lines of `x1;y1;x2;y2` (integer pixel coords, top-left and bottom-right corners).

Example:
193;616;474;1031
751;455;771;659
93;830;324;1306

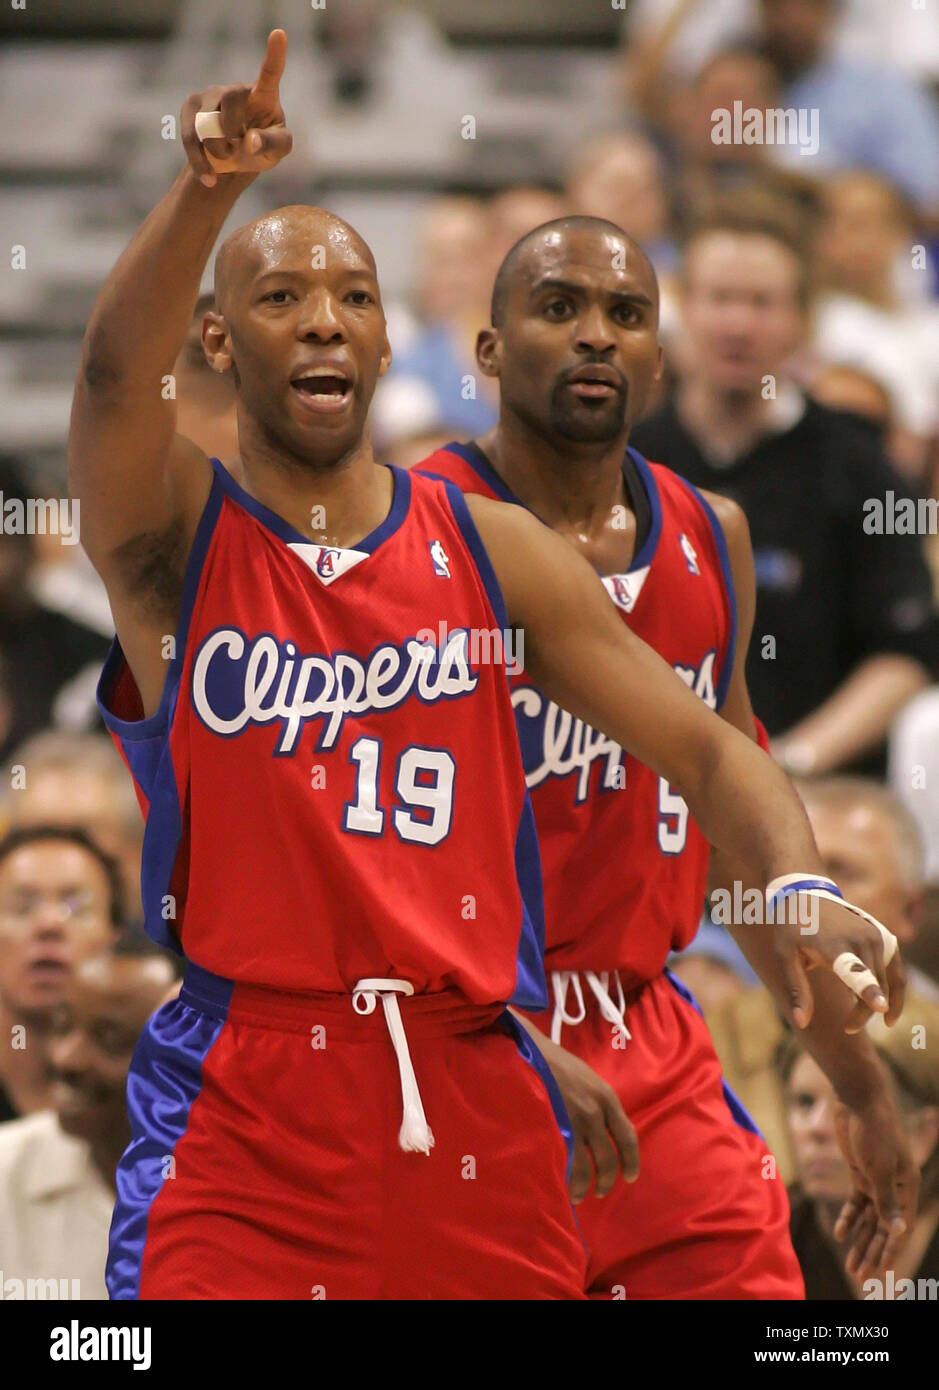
765;873;898;1004
765;873;842;910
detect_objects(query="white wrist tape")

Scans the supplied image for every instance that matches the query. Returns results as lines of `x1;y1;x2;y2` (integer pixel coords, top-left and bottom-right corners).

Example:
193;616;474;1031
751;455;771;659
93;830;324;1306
195;110;225;142
766;873;898;1002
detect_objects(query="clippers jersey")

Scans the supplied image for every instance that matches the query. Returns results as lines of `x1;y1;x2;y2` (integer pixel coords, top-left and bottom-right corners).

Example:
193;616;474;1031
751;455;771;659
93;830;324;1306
419;443;736;985
97;458;547;1011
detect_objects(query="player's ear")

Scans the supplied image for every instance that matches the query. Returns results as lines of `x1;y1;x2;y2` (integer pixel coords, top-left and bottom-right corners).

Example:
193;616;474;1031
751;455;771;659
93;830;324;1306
203;312;233;373
652;343;664;386
378;333;392;378
476;328;501;379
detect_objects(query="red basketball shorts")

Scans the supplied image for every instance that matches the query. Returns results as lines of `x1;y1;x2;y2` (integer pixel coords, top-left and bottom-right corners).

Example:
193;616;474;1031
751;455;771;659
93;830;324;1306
108;964;588;1300
525;968;804;1300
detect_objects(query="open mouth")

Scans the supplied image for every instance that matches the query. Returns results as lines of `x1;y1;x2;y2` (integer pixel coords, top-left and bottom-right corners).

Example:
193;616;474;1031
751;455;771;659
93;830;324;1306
26;958;69;982
290;372;353;413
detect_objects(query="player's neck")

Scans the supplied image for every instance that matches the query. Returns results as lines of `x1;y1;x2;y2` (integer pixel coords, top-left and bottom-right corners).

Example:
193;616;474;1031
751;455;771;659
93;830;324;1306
233;431;393;549
677;377;779;465
478;416;629;538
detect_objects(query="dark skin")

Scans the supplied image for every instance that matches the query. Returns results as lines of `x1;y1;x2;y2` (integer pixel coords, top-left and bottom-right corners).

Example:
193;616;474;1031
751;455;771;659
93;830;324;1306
70;31;904;1231
48;953;177;1185
471;222;916;1271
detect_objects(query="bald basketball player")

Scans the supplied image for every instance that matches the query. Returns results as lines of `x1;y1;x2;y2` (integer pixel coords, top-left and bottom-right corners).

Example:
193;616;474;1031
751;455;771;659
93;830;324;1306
69;31;904;1299
420;215;918;1297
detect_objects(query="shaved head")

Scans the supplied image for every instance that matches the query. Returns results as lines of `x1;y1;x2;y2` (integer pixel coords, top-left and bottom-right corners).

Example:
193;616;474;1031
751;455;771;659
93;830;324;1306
490;216;658;328
214;204;377;318
201;201;390;469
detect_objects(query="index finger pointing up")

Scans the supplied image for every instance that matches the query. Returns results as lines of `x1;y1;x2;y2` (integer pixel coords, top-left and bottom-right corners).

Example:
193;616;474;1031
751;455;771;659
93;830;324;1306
254;29;288;98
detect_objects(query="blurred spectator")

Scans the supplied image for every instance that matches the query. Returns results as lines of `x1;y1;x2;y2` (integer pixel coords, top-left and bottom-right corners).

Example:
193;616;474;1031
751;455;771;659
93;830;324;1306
174;292;239;466
375;186;568;456
808;363;892;436
811;171;939;478
707;775;937;1183
0;455;111;763
755;0;939;215
783;995;939;1299
0;931;179;1298
485;187;569;279
632;190;939;775
566;132;677;278
669;916;759;1016
890;691;939;891
622;0;939;215
1;731;144;926
0;826;122;1123
373;195;495;448
668;47;809;211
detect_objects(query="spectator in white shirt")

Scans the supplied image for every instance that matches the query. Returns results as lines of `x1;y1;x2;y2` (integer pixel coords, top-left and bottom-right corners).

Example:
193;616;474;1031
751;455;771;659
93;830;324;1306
0;932;179;1299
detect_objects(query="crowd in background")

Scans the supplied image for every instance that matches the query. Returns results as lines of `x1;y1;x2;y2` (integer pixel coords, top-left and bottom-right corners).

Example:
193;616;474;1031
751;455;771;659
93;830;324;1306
0;0;938;1300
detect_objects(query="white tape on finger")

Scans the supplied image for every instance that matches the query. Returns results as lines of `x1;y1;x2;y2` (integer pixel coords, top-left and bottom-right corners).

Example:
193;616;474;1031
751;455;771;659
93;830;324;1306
195;110;225;142
832;952;881;1000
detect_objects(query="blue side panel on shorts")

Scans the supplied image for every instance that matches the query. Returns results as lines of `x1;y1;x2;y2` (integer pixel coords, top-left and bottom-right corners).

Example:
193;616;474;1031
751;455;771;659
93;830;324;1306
663;968;761;1136
498;1008;576;1184
106;972;234;1299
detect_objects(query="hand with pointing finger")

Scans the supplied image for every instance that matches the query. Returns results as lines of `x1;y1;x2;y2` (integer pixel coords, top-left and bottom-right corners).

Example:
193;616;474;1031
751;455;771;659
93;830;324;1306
181;29;293;187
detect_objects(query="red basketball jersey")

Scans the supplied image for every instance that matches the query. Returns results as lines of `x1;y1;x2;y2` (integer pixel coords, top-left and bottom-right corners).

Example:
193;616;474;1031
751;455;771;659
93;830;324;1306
97;459;547;1010
419;443;736;985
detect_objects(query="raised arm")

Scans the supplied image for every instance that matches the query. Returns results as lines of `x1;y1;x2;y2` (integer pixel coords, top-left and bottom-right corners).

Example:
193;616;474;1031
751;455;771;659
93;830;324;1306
67;29;292;713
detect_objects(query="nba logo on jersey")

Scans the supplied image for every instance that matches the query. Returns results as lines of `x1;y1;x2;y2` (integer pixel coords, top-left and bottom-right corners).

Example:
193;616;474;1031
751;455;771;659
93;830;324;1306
679;534;700;575
315;548;339;579
429;539;450;578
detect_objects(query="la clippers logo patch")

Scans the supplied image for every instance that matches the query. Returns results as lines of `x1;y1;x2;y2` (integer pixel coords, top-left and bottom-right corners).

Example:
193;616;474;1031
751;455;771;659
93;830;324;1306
679;533;700;575
429;539;450;578
602;567;650;613
287;543;370;586
316;549;338;579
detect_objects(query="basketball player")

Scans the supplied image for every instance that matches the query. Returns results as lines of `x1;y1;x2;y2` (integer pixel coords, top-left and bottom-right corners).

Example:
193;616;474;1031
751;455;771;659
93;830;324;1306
418;217;917;1298
68;32;902;1299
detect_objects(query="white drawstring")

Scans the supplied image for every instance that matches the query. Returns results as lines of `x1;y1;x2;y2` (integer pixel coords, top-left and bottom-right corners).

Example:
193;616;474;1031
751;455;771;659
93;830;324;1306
550;971;587;1043
352;978;435;1155
550;970;632;1046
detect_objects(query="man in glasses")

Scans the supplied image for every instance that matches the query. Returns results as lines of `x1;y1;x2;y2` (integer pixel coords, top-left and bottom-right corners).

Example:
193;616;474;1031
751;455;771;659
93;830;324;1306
0;826;122;1122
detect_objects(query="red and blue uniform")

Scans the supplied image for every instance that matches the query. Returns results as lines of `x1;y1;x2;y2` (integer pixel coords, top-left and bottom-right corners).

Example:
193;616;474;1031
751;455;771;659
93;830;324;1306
420;442;804;1300
97;458;586;1300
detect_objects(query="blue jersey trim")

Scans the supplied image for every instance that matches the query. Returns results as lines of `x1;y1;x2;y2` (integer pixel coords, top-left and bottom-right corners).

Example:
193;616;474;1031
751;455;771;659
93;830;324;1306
664;968;761;1136
107;976;232;1298
439;477;549;1014
624;448;663;572
676;481;738;712
96;467;227;953
433;443;663;580
436;441;521;506
96;466;225;751
439;479;511;633
210;456;411;554
510;795;549;1012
